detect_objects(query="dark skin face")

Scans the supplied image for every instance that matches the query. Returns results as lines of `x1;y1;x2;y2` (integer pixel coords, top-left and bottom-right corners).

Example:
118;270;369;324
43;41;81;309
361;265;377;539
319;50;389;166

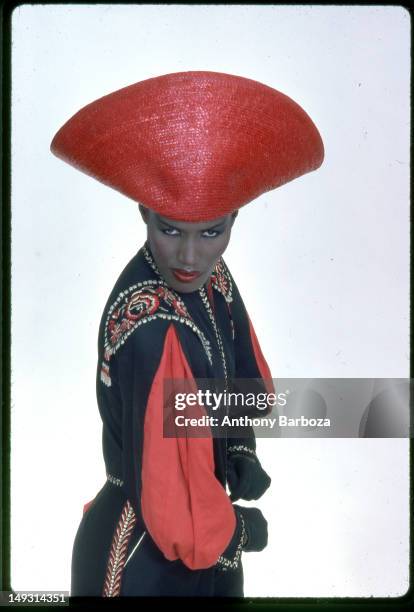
139;204;238;293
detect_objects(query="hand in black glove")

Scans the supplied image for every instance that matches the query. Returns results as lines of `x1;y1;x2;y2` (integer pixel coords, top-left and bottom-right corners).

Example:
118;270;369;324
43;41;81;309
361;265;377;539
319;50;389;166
234;505;268;552
227;454;271;502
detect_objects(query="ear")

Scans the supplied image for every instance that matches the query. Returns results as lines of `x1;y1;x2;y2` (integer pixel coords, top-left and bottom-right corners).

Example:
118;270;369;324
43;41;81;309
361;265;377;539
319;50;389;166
139;203;149;224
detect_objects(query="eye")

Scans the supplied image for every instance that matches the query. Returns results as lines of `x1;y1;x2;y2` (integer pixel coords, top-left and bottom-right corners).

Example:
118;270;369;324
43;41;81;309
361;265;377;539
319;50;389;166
202;229;221;238
161;227;180;236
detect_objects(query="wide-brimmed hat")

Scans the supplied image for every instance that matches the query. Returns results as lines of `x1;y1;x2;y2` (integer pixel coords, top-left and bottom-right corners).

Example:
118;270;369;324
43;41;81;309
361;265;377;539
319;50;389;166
51;70;324;222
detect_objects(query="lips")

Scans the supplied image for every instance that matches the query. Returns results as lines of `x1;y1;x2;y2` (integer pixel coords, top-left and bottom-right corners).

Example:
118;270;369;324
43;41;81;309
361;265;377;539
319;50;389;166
171;268;201;283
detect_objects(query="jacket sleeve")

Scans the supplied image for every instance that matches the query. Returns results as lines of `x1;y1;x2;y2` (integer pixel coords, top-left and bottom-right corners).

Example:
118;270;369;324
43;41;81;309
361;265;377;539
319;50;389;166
117;321;238;570
227;268;275;459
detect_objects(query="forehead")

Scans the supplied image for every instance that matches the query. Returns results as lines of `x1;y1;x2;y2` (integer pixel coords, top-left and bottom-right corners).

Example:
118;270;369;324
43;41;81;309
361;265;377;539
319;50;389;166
152;212;229;230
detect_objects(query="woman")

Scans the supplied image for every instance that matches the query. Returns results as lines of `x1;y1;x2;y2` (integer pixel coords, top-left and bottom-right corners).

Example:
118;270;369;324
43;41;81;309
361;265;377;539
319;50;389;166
50;71;324;597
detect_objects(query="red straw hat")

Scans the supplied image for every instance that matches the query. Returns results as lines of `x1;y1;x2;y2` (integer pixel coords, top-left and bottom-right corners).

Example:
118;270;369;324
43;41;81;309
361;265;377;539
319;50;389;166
50;71;324;222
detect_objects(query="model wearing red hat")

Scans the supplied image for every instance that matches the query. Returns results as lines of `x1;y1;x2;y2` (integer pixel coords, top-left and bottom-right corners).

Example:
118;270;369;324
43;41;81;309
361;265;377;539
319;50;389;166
51;71;324;597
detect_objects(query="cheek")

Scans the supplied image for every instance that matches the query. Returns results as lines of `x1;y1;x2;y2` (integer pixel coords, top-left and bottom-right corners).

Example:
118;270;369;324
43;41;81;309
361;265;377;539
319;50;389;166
148;231;173;263
203;232;232;264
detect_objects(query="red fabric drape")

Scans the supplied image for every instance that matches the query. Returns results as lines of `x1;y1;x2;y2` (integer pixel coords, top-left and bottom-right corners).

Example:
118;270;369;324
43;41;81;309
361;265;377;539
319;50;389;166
82;500;94;515
141;324;236;570
248;315;275;395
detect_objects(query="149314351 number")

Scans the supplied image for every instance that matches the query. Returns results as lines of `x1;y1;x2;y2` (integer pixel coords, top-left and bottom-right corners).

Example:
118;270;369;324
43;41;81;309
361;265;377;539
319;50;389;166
7;592;68;604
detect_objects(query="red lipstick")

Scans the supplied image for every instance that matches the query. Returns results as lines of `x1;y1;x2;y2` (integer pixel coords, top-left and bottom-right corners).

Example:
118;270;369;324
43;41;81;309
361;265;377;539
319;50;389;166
171;269;201;283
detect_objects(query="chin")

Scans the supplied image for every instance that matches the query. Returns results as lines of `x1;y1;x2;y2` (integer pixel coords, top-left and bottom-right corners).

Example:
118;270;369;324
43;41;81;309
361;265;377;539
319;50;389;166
171;281;203;294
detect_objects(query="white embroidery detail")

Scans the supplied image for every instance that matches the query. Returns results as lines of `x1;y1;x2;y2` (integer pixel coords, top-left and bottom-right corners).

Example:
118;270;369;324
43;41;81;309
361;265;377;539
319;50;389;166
216;512;246;571
227;445;257;458
107;473;124;487
102;501;137;597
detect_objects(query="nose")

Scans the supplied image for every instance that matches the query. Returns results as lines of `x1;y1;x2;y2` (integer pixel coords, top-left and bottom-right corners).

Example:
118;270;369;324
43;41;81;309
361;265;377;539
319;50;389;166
176;236;198;269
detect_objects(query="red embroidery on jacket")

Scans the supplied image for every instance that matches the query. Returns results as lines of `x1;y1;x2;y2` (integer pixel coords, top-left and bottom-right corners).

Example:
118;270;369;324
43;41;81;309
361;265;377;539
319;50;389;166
100;280;212;386
106;285;188;356
211;260;233;303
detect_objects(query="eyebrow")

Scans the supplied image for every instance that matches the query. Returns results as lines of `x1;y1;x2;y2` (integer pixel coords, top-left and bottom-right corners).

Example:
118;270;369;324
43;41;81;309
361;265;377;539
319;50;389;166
157;218;225;231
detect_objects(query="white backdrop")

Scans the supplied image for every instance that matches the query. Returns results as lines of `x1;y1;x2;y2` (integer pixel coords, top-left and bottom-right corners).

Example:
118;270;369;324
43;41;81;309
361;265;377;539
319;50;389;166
11;4;409;597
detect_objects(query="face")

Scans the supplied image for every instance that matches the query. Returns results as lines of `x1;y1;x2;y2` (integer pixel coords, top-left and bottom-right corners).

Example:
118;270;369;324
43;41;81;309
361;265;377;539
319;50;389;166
139;205;238;293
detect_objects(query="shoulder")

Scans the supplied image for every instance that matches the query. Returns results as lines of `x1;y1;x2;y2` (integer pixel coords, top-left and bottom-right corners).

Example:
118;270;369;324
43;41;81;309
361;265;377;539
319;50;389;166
100;278;195;381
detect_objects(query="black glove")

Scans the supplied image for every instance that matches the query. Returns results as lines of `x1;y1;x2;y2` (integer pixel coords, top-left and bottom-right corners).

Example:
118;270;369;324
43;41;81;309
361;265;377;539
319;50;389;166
227;453;271;502
234;505;268;552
